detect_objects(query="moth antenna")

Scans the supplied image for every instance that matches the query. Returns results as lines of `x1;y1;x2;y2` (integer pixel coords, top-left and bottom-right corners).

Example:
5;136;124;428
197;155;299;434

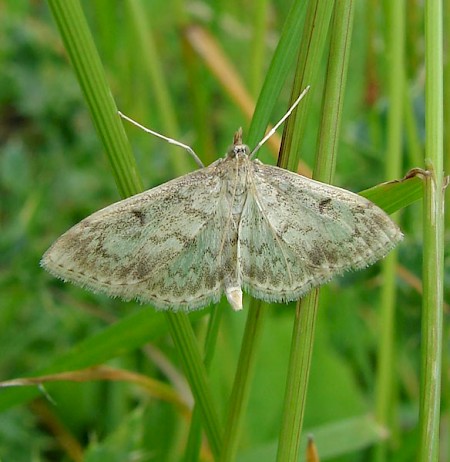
118;111;205;168
250;85;310;159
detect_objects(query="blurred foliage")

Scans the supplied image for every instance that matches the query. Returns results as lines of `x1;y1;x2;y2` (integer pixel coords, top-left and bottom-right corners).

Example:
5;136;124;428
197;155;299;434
0;1;448;462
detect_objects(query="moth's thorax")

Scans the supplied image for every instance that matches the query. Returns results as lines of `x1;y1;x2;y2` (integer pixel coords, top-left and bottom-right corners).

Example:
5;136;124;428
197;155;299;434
218;144;253;219
222;144;252;185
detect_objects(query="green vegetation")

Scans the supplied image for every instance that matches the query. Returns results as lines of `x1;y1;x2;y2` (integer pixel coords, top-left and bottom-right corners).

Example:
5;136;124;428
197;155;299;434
0;1;447;461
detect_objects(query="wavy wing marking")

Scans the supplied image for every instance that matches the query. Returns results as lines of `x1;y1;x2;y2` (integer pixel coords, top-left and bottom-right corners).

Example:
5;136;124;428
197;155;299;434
238;162;403;302
42;166;229;310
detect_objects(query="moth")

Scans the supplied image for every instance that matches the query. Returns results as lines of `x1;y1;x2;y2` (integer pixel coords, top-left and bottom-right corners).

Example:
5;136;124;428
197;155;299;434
42;89;402;311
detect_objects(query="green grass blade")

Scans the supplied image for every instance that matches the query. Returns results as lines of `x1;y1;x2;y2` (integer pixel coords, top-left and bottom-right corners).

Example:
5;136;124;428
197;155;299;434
46;1;222;456
276;2;353;460
418;0;445;459
277;0;335;173
445;3;450;231
247;0;307;147
47;0;143;198
166;313;223;458
373;4;405;459
219;300;267;462
359;173;423;215
217;3;312;460
183;306;224;462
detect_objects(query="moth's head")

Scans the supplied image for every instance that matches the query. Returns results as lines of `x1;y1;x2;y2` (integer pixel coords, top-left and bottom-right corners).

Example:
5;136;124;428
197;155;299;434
227;127;250;159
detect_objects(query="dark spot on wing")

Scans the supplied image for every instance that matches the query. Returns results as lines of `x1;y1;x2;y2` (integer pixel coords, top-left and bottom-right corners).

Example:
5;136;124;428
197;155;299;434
318;198;332;214
131;210;145;225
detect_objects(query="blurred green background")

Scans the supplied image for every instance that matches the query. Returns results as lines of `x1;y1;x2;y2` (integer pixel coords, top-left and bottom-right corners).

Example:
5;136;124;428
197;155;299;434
0;1;448;461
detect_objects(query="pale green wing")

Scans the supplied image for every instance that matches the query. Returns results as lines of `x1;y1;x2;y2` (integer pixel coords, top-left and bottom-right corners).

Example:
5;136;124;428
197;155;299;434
42;164;231;311
238;162;403;303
